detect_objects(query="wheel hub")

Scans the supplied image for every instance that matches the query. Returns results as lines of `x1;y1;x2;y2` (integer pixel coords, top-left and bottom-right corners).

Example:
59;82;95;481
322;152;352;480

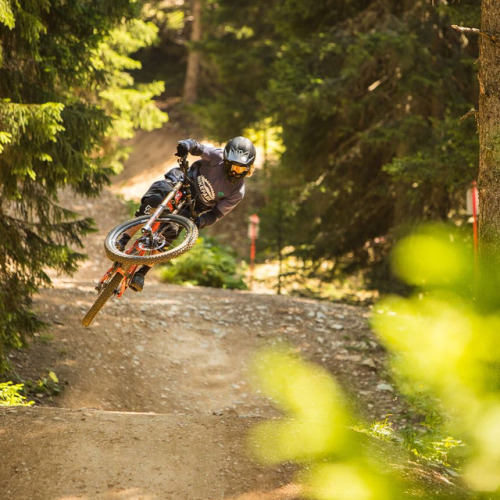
137;234;167;251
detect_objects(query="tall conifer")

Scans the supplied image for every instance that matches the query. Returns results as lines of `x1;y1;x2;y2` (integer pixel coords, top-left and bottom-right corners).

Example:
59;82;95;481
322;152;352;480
0;1;166;369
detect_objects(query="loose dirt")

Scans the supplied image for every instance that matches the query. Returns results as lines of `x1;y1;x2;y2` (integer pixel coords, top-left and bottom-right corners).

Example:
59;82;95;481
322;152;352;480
0;125;452;499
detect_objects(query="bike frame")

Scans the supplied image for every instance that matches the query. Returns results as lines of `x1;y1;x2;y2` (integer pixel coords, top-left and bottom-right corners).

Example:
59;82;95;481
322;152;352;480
141;181;183;239
96;155;196;299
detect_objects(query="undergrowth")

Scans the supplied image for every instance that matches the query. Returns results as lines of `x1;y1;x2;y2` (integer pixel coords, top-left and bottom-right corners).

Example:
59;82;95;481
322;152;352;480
158;236;247;289
0;382;33;407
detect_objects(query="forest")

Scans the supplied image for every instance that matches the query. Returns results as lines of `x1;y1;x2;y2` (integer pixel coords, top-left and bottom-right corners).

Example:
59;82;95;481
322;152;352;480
139;0;483;295
3;0;500;498
0;0;484;352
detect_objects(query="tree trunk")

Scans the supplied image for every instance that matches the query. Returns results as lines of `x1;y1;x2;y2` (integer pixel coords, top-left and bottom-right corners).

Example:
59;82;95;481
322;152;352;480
478;0;500;253
183;0;202;104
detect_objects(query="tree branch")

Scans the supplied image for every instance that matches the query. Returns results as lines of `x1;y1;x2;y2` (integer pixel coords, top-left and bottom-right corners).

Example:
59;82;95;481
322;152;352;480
451;25;498;43
459;108;478;124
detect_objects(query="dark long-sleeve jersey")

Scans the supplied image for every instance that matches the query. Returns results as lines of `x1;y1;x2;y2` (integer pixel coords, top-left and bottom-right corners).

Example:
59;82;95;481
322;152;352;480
186;140;245;226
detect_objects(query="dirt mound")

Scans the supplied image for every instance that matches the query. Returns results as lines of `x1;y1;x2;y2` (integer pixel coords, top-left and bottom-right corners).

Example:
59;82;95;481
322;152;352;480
0;407;298;500
0;127;424;499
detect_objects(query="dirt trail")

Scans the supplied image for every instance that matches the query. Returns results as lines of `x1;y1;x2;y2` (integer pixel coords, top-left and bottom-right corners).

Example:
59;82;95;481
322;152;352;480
0;126;404;500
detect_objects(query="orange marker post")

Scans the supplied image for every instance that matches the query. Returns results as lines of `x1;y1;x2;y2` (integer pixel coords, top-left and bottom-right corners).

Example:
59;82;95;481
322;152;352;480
467;182;479;287
472;181;479;280
472;181;478;255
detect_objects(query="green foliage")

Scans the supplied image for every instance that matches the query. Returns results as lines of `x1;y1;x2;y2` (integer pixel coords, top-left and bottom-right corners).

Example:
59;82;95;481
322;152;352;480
372;224;500;494
250;225;500;497
0;1;167;371
194;0;279;140
437;0;480;27
268;2;478;264
406;430;465;467
195;0;480;287
356;415;465;468
0;0;14;29
96;16;168;171
0;381;33;407
250;347;471;497
249;349;405;499
133;0;189;95
158;237;247;289
24;370;61;398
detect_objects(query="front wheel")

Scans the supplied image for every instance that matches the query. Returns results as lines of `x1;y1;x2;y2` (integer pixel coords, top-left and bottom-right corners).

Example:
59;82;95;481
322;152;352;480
104;214;198;265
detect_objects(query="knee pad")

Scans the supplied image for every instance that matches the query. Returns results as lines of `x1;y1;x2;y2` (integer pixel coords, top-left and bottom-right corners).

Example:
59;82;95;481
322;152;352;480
136;180;172;216
135;203;157;217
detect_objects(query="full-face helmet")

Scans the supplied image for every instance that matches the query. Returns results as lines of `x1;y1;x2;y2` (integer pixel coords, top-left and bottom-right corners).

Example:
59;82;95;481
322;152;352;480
223;136;256;183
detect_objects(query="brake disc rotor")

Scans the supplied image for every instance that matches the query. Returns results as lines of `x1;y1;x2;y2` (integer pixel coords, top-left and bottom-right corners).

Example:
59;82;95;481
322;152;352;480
137;235;167;251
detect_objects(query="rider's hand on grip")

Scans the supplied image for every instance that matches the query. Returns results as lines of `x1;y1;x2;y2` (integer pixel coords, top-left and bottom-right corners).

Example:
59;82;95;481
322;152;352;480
175;139;193;157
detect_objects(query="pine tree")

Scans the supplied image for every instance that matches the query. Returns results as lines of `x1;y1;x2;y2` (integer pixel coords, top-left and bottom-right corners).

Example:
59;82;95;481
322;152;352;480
0;0;166;370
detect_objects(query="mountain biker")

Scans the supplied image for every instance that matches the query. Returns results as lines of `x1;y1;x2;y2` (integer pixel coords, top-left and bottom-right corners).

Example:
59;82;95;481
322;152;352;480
117;136;256;292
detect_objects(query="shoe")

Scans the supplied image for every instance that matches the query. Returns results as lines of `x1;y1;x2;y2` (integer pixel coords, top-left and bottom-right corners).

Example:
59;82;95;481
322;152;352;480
116;234;131;252
129;272;145;292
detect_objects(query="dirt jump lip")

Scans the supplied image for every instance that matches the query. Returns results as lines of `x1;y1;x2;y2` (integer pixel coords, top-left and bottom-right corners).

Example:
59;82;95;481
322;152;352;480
2;127;399;499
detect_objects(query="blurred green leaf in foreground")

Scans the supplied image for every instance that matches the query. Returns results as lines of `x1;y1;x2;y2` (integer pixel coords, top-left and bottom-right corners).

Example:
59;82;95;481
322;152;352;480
248;349;402;499
250;224;500;498
374;224;500;493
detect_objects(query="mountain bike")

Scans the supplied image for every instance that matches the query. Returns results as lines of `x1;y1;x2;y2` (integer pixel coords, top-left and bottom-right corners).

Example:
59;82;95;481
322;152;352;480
81;155;198;327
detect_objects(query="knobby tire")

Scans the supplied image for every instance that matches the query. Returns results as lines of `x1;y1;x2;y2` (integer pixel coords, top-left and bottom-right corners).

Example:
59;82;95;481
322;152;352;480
104;214;198;265
81;273;124;327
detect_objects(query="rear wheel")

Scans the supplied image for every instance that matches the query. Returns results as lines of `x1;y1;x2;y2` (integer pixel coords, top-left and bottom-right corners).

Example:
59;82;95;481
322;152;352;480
104;214;198;265
81;272;124;327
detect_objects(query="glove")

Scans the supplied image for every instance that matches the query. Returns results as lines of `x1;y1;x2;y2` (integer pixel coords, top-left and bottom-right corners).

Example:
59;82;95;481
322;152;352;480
195;215;206;229
195;210;219;229
176;139;194;157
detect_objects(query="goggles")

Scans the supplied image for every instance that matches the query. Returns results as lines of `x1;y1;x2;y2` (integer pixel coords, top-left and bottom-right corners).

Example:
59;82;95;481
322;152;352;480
225;161;248;175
